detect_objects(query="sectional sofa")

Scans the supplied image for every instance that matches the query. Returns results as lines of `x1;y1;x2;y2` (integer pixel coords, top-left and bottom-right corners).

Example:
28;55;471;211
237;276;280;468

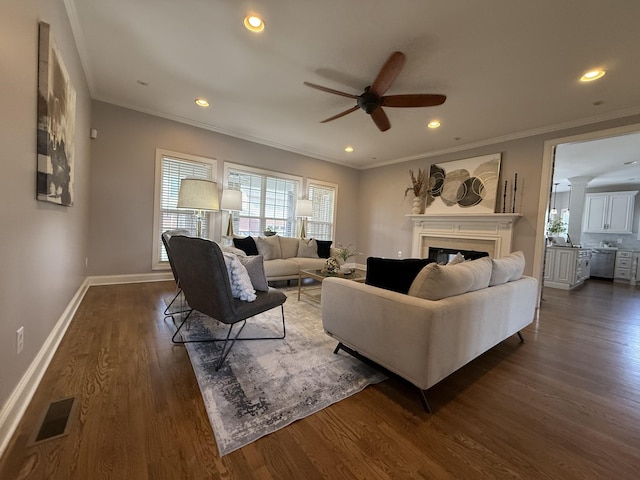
230;235;335;282
320;252;538;411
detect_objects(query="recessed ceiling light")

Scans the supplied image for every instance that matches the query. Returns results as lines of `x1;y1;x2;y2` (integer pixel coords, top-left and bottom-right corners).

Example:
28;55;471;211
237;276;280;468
244;15;265;32
195;98;209;107
624;160;637;165
344;146;354;153
427;121;441;129
580;69;606;82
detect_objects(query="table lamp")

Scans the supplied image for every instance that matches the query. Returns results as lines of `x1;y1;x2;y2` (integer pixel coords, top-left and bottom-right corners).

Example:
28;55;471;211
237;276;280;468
177;178;219;238
221;189;243;237
295;199;313;238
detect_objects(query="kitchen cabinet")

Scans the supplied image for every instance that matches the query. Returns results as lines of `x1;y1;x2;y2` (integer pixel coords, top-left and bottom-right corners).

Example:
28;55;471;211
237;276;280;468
614;250;632;280
544;247;591;290
582;191;637;234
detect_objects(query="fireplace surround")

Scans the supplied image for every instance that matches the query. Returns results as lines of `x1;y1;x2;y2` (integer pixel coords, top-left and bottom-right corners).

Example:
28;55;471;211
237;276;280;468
408;213;521;259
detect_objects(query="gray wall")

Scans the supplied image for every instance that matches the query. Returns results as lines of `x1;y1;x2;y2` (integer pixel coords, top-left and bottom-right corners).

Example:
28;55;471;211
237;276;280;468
359;138;544;274
358;116;640;276
0;1;91;414
88;101;361;275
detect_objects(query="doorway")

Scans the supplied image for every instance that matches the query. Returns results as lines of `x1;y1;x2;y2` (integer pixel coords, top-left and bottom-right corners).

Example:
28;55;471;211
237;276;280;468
534;122;640;287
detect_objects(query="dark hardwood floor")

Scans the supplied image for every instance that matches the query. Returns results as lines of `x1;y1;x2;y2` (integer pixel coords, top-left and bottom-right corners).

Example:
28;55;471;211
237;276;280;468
1;278;639;479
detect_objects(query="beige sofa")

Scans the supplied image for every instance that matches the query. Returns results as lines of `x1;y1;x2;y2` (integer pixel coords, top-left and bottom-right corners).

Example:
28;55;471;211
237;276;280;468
320;254;538;411
229;235;332;282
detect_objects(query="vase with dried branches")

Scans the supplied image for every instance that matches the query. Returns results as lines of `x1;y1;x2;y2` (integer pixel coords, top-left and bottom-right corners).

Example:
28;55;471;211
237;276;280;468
404;169;427;214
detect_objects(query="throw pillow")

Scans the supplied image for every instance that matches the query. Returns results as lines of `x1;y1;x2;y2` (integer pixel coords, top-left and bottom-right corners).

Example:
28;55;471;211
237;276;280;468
222;252;256;301
255;235;282;260
447;252;465;265
408;256;492;300
316;240;333;259
489;251;526;286
238;254;269;292
365;257;434;294
278;236;299;259
233;236;259;256
298;238;319;258
220;244;247;257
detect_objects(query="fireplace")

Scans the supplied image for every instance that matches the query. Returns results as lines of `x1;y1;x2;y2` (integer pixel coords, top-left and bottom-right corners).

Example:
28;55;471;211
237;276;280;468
428;247;489;264
408;213;521;259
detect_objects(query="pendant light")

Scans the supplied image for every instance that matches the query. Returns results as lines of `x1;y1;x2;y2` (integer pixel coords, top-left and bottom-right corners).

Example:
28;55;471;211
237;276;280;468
550;183;559;215
566;184;571;214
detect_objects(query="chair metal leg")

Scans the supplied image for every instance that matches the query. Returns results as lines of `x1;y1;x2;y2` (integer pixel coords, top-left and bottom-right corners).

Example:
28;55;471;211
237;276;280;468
163;288;181;315
237;305;286;341
171;305;286;344
214;321;247;370
171;309;195;343
163;288;191;318
517;331;525;343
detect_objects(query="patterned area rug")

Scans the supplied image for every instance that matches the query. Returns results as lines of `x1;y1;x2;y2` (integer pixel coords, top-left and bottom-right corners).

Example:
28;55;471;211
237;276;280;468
174;291;387;456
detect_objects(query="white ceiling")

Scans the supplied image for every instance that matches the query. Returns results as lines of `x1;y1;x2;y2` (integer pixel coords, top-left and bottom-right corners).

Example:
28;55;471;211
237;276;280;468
554;131;640;193
65;0;640;169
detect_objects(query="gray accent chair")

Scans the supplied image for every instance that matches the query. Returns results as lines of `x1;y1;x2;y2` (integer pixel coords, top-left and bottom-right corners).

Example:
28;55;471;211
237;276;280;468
168;235;287;370
161;228;192;316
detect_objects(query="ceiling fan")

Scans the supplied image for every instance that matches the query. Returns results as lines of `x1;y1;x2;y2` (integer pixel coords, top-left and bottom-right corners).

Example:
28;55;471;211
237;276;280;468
304;51;446;132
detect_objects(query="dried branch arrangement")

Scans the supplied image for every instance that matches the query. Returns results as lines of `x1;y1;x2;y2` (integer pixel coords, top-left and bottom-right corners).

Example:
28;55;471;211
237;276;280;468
404;169;428;197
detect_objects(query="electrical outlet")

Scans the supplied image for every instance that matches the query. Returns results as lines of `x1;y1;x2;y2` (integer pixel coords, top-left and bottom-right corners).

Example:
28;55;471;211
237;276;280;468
16;327;24;354
617;238;623;244
397;250;402;258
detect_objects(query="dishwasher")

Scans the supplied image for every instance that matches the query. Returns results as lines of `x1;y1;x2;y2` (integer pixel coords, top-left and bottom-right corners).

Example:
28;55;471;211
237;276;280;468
590;249;616;278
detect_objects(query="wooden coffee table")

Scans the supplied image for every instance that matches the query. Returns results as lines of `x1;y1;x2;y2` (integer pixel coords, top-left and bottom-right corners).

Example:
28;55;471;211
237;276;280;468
298;268;366;302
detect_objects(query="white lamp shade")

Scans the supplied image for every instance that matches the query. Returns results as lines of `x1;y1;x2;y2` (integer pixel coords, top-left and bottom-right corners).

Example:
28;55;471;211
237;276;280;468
296;199;313;217
177;178;220;211
221;189;243;211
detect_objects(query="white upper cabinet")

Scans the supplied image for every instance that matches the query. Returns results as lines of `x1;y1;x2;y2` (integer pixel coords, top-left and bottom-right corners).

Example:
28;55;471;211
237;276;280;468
582;191;637;234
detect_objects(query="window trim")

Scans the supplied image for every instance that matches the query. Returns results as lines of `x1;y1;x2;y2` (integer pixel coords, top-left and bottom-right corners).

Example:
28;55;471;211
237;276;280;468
306;177;338;241
152;149;217;270
224;162;303;237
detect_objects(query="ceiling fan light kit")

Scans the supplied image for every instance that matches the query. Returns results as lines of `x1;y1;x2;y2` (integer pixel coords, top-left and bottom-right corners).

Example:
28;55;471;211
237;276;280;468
304;51;446;132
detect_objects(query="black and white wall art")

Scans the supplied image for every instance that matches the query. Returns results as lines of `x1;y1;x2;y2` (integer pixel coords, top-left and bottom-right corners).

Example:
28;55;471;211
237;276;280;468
37;21;76;206
425;153;501;214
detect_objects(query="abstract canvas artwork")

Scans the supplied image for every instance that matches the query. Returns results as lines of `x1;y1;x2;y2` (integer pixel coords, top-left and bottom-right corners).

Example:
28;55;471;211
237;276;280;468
37;22;76;206
425;153;501;214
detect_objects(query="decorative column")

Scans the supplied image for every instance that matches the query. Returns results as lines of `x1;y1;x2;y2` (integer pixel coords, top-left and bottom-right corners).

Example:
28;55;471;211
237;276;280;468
567;176;593;246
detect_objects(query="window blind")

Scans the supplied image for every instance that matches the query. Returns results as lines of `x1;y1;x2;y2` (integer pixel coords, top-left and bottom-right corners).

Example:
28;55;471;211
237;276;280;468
158;156;213;261
307;182;336;240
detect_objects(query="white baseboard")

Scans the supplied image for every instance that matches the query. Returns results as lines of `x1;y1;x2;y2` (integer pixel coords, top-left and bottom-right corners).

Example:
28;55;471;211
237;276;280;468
0;278;90;458
88;272;173;286
0;271;173;457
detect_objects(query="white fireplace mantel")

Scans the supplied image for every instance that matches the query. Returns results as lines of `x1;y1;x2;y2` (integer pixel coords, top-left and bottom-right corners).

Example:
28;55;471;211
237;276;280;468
407;213;521;258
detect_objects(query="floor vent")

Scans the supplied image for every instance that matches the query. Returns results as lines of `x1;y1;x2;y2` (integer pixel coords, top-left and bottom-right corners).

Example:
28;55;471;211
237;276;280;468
31;397;76;444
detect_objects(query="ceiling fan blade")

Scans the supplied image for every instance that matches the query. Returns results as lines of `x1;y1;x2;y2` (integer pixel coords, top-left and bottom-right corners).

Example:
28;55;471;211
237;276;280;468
320;105;359;123
370;107;391;132
303;82;358;99
382;94;447;108
370;51;406;97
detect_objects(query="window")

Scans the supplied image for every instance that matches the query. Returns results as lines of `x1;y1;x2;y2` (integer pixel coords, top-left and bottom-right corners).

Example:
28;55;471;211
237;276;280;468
306;180;337;241
225;163;301;237
152;149;216;269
